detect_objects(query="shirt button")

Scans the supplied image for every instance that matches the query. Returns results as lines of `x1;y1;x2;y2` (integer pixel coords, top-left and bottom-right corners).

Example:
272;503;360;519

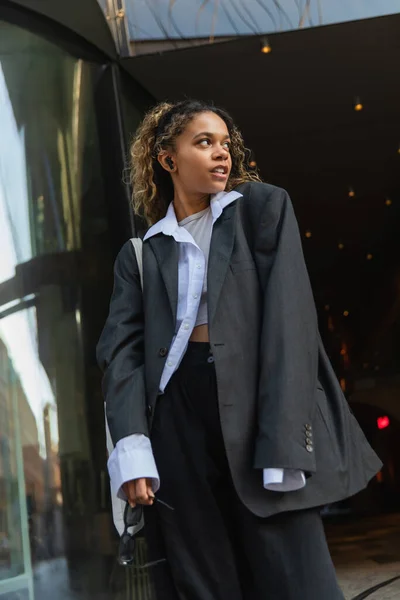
184;324;189;330
196;263;201;269
193;294;198;299
167;361;173;367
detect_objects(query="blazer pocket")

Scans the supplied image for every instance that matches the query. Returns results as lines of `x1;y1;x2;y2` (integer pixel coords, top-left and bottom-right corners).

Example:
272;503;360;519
230;260;257;274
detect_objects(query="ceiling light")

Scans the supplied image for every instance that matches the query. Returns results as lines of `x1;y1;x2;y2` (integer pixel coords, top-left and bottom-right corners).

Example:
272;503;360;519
338;243;344;250
367;253;373;260
343;310;349;317
354;97;363;111
249;160;257;168
260;37;272;54
348;187;355;197
386;198;392;206
305;231;312;238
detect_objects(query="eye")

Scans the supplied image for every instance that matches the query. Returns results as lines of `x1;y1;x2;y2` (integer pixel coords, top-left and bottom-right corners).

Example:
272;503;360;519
198;138;211;146
223;141;231;150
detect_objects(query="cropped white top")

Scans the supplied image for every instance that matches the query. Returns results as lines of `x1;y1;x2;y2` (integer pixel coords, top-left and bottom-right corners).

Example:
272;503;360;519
178;206;213;327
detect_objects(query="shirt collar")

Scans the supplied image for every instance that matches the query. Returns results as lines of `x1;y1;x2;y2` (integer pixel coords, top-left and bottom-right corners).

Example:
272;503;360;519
143;189;243;241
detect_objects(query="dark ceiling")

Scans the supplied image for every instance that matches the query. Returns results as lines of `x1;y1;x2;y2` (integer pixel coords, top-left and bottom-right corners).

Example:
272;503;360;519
6;0;117;58
123;14;400;377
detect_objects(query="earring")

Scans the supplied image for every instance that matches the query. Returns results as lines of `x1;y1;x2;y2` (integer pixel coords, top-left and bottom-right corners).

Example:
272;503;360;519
166;157;174;170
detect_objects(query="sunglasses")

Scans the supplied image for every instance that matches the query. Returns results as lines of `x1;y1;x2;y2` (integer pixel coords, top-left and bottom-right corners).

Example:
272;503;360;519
118;498;174;568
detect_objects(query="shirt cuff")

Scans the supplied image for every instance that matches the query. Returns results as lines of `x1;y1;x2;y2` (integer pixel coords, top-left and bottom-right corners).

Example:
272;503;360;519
107;433;160;500
263;468;306;492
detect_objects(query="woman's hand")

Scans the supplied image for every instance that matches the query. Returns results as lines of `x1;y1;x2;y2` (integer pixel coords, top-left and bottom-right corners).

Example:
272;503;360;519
123;478;155;507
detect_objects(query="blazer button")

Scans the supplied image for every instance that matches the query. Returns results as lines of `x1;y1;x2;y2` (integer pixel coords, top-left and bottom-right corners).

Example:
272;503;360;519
306;444;314;453
159;347;168;357
148;405;153;416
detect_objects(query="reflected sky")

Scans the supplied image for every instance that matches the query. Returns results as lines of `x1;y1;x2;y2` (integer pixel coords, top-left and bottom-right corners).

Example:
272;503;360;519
0;64;56;456
125;0;400;40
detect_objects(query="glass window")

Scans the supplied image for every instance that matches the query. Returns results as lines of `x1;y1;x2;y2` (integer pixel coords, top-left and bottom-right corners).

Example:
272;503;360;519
0;18;128;600
123;0;400;41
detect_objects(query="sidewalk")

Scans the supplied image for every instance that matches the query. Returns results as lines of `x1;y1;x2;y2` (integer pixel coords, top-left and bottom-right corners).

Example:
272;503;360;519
327;514;400;599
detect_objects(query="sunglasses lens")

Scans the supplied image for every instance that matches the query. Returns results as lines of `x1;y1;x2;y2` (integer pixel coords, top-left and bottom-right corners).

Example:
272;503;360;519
118;534;136;566
125;504;142;527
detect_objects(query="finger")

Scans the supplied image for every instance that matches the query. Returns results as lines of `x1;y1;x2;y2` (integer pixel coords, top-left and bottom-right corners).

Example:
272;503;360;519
146;480;155;505
126;480;137;507
135;478;152;505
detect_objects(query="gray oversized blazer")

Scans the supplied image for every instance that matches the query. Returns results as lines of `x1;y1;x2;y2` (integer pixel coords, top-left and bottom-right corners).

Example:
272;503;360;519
97;181;382;518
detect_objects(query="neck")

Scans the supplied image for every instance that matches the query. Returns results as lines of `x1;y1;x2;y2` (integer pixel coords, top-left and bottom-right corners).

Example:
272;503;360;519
172;189;210;222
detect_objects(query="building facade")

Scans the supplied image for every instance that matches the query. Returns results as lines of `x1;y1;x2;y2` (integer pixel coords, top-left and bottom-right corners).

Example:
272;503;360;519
0;2;154;597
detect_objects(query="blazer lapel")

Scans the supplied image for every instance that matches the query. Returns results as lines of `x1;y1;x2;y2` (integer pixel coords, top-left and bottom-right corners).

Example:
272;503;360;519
147;198;238;328
208;201;238;326
148;235;179;321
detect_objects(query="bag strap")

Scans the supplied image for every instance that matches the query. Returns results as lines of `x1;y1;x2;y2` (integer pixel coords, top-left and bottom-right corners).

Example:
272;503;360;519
130;238;143;290
106;237;144;537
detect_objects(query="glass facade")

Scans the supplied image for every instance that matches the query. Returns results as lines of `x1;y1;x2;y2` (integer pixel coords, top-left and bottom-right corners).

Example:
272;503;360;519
0;18;132;599
123;0;400;41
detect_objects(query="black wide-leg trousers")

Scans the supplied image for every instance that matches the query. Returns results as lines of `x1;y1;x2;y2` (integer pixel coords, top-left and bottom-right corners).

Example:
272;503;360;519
148;342;344;600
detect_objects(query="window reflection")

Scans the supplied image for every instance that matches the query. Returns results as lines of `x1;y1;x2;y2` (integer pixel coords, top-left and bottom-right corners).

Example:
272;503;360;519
0;307;59;583
122;0;400;41
0;18;116;600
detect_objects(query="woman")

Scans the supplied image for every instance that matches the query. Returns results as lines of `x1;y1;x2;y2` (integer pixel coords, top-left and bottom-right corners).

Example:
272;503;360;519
97;99;381;599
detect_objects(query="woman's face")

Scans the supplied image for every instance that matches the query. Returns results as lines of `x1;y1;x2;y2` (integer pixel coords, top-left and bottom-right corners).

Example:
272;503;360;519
167;111;232;197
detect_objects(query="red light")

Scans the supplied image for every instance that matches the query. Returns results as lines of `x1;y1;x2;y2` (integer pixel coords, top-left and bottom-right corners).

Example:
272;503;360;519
377;416;390;430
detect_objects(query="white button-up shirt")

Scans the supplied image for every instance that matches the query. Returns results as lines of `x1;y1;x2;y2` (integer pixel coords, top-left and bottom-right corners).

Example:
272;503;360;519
107;190;305;499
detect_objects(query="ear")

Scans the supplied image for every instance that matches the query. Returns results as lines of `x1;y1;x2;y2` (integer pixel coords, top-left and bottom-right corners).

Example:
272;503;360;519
158;152;176;172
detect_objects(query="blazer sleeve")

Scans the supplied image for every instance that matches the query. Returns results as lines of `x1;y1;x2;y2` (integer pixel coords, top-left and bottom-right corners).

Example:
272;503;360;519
96;241;149;445
253;186;318;475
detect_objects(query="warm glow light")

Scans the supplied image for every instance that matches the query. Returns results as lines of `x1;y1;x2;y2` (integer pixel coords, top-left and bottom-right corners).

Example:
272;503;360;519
367;253;373;260
386;198;392;206
338;243;344;250
348;187;355;198
249;160;257;168
343;310;349;317
324;304;330;311
354;97;363;111
305;231;312;238
261;37;272;53
377;416;390;430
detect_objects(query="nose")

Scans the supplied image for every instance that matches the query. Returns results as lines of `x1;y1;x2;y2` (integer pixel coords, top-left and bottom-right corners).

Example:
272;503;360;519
213;144;229;160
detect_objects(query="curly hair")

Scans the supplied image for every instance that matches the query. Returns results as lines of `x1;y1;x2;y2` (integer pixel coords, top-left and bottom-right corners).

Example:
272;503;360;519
129;99;262;225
